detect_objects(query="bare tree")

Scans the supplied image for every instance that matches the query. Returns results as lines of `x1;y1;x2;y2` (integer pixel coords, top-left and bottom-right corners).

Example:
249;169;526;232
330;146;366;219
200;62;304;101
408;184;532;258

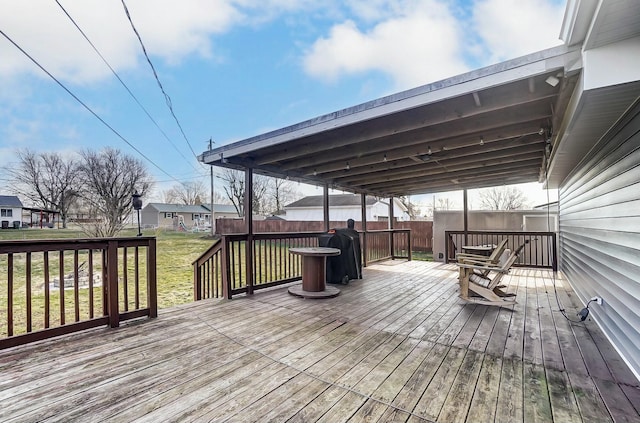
269;177;297;214
219;169;245;216
398;196;419;219
479;186;528;210
6;149;80;228
163;180;207;205
436;198;457;210
77;148;153;237
218;169;272;217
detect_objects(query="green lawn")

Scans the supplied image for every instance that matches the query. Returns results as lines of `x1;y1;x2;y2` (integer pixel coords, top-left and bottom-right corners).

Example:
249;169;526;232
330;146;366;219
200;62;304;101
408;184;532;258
0;227;216;310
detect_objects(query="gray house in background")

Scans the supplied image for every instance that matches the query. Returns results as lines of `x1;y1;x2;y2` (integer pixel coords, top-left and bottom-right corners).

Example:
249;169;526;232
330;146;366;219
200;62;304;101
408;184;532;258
0;195;23;229
141;203;239;229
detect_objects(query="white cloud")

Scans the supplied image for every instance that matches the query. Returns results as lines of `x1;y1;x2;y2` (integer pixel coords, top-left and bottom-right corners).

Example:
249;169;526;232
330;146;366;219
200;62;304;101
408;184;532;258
0;0;242;84
472;0;566;63
302;0;469;90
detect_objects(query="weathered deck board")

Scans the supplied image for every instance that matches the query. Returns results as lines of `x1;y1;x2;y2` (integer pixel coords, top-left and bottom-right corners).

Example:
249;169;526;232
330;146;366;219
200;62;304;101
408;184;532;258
1;261;638;422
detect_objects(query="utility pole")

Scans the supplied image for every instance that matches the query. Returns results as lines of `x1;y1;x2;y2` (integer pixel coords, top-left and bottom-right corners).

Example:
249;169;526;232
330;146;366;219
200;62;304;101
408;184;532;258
209;138;215;237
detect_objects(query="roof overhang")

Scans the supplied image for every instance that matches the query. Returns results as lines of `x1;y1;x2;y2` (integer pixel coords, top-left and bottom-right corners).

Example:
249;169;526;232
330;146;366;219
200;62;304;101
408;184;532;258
201;46;582;197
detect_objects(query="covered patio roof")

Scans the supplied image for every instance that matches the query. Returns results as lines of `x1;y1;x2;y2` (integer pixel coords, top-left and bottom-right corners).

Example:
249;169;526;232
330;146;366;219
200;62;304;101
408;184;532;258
200;0;640;199
200;46;582;197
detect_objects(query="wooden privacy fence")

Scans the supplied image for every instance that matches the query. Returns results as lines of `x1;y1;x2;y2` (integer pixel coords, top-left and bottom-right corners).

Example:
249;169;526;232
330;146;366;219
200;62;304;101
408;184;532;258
214;219;432;252
193;229;411;300
0;237;157;349
445;230;557;271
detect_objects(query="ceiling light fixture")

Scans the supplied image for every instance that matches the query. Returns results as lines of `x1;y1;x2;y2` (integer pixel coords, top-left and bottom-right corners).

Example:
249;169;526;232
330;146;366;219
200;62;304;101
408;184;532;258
428;146;432;155
479;137;484;145
383;154;387;162
538;127;545;135
545;75;560;87
346;162;350;170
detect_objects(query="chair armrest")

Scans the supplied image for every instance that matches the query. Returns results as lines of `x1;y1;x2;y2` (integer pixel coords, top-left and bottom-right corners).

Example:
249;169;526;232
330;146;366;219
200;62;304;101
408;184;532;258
456;262;508;273
457;257;497;265
456;253;488;260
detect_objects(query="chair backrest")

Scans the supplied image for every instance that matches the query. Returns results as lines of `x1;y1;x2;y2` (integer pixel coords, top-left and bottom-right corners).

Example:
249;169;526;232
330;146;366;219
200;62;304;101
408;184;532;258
499;240;529;271
487;238;509;262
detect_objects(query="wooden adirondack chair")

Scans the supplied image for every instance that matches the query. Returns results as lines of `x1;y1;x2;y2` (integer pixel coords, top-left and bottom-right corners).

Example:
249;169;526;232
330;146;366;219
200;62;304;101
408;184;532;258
456;241;528;308
456;238;508;274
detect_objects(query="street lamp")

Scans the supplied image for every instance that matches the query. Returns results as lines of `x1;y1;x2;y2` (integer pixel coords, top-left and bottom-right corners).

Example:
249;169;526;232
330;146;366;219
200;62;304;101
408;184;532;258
132;191;143;236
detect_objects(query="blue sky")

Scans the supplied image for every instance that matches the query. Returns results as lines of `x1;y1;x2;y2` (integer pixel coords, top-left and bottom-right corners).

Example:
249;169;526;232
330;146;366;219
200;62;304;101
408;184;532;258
0;0;566;204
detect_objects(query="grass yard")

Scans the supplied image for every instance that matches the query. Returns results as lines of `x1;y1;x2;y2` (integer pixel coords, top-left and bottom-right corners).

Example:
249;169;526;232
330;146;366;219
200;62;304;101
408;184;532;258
0;227;216;311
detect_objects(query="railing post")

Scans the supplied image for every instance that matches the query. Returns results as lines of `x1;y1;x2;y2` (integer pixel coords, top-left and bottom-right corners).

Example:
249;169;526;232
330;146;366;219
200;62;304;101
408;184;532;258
444;231;450;263
193;260;202;301
407;230;412;261
246;237;254;295
147;238;158;318
107;240;120;328
222;236;232;299
551;232;558;272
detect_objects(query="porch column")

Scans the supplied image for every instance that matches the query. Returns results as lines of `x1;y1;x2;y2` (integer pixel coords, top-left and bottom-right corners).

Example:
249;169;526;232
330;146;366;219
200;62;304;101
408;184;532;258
244;168;254;295
323;183;329;232
463;189;468;246
389;196;395;259
361;193;367;267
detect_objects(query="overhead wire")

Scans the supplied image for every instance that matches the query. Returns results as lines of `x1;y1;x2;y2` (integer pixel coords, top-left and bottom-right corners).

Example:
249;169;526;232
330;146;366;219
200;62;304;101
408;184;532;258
120;0;202;163
0;28;183;184
54;0;205;177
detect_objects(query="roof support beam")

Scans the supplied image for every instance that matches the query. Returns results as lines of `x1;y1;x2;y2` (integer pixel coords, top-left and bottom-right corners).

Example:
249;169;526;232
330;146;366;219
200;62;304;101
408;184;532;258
256;86;559;165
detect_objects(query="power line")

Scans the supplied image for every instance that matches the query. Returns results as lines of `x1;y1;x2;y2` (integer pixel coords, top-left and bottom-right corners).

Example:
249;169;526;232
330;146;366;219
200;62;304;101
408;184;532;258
0;28;182;184
120;0;201;162
54;0;201;174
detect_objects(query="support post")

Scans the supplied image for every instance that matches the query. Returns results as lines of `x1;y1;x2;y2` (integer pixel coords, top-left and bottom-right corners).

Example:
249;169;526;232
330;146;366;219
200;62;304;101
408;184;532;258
463;189;469;246
389;196;395;259
244;169;254;295
361;193;367;267
209;138;215;237
323;183;330;232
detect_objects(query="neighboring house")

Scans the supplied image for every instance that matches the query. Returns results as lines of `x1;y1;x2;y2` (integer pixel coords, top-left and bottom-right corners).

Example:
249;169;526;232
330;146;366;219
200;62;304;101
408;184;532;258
201;203;242;221
283;194;409;222
0;195;23;229
141;203;239;228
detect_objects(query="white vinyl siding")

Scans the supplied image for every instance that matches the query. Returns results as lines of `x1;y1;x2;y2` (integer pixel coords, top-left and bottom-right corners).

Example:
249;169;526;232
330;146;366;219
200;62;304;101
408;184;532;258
559;98;640;379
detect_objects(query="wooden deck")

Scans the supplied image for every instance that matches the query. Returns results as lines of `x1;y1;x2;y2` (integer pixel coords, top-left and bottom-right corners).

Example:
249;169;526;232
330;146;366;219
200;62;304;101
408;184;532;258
1;261;639;422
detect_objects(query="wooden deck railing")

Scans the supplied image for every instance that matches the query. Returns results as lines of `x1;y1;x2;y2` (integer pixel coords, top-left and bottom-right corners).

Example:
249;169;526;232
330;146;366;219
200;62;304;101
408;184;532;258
0;237;157;349
445;230;557;270
193;229;411;300
364;229;411;263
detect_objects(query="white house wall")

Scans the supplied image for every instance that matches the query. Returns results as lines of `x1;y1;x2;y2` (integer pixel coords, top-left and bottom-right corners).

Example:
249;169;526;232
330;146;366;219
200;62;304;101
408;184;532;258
285;201;408;222
0;207;22;227
559;98;640;381
285;206;373;222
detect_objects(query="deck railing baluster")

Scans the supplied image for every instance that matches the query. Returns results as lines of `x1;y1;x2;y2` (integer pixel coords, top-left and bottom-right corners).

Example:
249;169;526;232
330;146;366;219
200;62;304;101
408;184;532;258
44;251;50;328
8;253;13;337
74;250;80;322
59;251;64;325
26;252;32;332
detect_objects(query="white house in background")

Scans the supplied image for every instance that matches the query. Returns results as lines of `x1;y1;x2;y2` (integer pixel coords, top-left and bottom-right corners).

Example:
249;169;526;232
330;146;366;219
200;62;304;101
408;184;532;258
0;195;23;229
283;194;409;222
141;203;240;228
